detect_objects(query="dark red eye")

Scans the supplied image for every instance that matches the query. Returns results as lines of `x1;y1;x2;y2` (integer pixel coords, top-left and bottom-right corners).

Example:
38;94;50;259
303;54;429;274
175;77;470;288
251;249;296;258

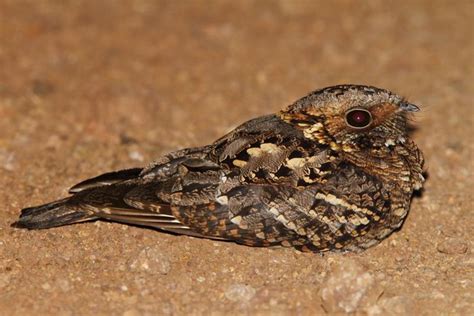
345;108;373;129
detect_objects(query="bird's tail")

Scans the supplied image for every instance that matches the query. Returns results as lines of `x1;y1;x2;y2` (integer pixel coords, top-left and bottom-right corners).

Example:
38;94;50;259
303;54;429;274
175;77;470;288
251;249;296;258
13;168;144;229
12;198;94;229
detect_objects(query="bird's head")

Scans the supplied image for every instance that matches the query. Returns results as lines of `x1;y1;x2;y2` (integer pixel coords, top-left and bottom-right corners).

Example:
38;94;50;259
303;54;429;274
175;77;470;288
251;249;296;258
280;85;420;152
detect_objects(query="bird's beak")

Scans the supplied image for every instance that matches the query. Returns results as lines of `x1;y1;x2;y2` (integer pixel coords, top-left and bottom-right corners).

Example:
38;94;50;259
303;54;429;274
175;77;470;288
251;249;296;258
399;101;420;112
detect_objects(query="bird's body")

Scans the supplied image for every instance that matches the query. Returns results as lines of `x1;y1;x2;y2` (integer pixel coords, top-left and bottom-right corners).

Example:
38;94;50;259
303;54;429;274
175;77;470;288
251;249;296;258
15;85;425;253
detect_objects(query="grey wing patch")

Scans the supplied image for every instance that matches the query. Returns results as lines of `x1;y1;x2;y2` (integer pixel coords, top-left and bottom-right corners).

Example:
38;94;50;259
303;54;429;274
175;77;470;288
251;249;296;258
140;146;214;181
69;180;194;233
107;150;233;237
123;164;228;237
144;158;237;240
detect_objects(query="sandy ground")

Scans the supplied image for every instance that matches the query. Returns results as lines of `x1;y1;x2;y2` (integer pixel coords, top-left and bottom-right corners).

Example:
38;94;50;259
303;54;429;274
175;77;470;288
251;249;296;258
0;1;473;315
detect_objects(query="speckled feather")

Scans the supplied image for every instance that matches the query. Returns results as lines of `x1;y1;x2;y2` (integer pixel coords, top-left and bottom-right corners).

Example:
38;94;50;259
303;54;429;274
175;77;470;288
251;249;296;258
14;85;425;253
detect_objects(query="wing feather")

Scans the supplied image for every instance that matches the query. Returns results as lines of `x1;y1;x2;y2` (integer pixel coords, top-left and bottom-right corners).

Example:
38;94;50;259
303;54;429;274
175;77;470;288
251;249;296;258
69;168;143;193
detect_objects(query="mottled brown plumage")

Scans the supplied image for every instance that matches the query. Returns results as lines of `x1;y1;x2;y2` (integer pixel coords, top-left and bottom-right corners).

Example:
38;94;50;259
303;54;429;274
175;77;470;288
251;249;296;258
14;85;425;252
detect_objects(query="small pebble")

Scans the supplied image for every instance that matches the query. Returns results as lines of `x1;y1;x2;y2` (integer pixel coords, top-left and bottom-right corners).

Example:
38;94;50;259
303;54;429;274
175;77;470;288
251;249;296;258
373;296;414;315
320;260;381;313
129;247;172;275
41;282;51;291
122;309;140;316
430;290;445;299
0;149;15;171
437;238;468;254
225;284;256;302
128;150;144;162
57;279;71;292
0;274;10;289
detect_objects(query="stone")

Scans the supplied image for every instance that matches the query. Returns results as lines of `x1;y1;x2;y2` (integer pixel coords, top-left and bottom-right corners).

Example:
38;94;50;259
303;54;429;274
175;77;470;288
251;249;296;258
369;296;414;315
437;238;468;254
320;259;382;313
129;247;172;275
225;284;256;302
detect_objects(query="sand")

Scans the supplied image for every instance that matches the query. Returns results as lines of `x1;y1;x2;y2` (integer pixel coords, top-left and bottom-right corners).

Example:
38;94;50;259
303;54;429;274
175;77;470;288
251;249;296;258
0;1;472;315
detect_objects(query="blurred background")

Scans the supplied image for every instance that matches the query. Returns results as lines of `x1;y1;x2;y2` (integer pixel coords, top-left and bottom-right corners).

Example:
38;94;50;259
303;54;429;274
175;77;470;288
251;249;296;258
0;1;472;315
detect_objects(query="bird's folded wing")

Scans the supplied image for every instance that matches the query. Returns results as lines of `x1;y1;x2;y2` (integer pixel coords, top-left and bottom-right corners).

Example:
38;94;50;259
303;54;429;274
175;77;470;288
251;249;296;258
69;168;143;193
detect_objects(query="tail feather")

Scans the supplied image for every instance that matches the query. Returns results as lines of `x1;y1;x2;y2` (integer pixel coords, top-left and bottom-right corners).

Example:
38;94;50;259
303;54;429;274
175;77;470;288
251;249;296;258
13;198;94;229
13;177;192;233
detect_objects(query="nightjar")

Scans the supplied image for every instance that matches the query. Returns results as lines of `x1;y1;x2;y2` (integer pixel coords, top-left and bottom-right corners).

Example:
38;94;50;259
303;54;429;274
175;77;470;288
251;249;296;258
15;85;425;252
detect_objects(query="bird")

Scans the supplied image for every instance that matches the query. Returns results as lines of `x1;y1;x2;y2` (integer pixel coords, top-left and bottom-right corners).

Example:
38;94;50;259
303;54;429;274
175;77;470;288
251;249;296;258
13;84;425;253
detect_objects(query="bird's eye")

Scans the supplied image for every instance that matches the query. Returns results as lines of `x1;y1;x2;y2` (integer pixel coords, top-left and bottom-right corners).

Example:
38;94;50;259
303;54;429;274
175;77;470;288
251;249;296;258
345;108;373;129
